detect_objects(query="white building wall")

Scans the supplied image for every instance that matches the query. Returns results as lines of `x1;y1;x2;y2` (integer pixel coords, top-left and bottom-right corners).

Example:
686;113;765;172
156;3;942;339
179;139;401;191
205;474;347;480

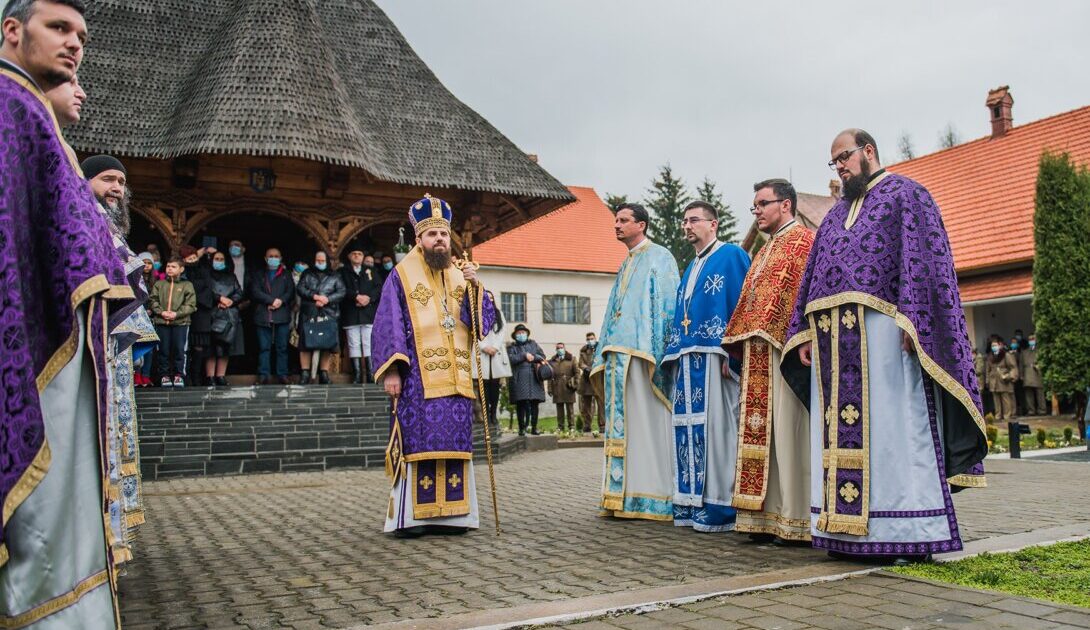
478;265;617;351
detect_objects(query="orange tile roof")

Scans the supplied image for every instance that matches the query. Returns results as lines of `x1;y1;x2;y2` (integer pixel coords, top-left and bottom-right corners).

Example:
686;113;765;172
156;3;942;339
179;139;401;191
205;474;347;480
889;104;1090;273
472;186;628;273
958;268;1033;304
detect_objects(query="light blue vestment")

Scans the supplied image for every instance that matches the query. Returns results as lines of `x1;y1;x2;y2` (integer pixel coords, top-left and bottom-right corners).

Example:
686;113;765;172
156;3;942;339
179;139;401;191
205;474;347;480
591;239;679;520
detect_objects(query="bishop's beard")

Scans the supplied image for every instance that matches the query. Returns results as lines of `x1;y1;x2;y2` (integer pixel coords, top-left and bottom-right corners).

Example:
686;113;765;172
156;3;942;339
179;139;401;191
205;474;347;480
841;156;875;201
98;189;132;237
423;246;451;271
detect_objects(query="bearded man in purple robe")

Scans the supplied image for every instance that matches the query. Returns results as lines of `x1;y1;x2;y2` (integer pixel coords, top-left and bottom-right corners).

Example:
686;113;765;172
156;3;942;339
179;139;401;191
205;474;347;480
0;0;137;627
372;195;494;538
781;129;988;564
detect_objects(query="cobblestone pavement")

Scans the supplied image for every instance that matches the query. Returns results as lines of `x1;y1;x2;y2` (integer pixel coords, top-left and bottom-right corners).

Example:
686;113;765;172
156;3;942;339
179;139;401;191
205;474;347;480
552;572;1090;629
118;450;1090;629
1033;449;1090;462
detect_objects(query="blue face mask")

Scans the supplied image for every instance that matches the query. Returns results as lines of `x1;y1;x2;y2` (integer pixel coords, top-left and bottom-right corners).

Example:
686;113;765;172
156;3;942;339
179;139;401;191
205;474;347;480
212;260;227;271
383;261;394;271
515;333;528;343
556;349;565;358
267;257;281;270
1010;341;1019;350
294;263;307;273
588;340;597;347
229;245;242;257
1029;340;1036;349
991;345;1000;355
152;261;162;271
315;262;327;271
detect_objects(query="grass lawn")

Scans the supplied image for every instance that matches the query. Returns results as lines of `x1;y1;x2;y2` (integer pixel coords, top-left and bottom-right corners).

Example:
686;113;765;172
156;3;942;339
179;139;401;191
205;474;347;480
987;416;1083;452
497;415;596;436
891;540;1090;608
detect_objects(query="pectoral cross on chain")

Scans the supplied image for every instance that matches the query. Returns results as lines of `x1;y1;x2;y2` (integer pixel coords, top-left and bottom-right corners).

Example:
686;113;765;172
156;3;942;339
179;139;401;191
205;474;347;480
681;316;691;335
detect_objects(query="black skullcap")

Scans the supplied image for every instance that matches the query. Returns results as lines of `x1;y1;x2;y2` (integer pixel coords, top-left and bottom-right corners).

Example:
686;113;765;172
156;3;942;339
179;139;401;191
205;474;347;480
81;154;127;180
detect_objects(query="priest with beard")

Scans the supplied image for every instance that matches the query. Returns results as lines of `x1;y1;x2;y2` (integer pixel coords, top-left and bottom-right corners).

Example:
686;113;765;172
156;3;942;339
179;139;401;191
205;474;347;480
781;129;987;563
81;154;157;569
372;195;494;538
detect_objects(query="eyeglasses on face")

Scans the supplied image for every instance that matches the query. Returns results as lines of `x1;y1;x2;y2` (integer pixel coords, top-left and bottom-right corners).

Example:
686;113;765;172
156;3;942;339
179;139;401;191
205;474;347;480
748;199;785;214
679;217;716;226
828;146;864;170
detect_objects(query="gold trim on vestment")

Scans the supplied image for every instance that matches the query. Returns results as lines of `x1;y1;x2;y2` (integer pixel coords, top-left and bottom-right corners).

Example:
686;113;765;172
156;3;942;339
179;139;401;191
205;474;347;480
0;570;110;629
801;291;987;441
0;68;81;174
403;451;472;463
735;511;812;541
374;353;410;384
593;346;670;408
599;354;631;512
411;460;470;520
844;171;891;230
948;473;987;488
397;247;474;400
731;339;774;511
598;510;673;522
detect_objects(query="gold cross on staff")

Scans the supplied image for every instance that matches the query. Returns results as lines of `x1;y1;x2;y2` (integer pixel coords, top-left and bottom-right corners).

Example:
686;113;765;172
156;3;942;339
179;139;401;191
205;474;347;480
681;316;691;335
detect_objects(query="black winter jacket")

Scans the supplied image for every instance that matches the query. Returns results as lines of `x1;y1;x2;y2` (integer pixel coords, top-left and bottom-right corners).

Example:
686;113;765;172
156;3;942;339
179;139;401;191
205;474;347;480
249;266;296;327
297;268;347;321
339;265;382;326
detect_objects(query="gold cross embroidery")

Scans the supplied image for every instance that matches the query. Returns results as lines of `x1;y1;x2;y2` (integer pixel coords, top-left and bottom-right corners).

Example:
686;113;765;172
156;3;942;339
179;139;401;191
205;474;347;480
419;475;434;490
841;404;860;426
817;313;832;333
448;473;462;489
839;481;860;504
410;283;433;307
841;309;857;330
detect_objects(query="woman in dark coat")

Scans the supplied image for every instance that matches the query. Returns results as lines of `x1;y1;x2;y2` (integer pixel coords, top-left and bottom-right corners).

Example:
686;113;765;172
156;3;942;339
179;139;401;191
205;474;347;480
183;246;216;386
296;250;346;384
205;250;244;385
507;323;547;435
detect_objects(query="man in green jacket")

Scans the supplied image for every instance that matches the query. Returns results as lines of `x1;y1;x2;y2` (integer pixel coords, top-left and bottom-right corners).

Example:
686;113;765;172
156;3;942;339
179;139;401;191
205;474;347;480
149;256;197;386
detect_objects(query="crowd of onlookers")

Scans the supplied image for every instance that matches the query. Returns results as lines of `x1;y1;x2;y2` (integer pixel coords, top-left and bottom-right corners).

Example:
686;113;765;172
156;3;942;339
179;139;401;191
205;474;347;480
975;329;1047;420
133;240;395;387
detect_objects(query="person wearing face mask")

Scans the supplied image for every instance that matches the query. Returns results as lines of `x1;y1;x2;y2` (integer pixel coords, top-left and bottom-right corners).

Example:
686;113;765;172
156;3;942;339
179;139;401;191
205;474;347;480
340;249;382;384
1021;334;1045;416
196;251;243;386
507;324;547;435
296;250;346;384
548;343;579;434
1009;333;1028;416
228;239;247;289
380;254;395;280
986;336;1019;420
249;247;296;384
577;332;604;435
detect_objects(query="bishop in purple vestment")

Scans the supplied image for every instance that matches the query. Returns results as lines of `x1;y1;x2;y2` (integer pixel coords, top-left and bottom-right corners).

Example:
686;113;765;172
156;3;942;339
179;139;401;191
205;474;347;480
1;3;136;626
781;129;988;562
372;196;494;537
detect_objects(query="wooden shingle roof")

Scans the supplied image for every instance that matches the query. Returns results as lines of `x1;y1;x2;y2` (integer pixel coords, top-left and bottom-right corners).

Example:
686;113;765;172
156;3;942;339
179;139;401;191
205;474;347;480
67;0;572;201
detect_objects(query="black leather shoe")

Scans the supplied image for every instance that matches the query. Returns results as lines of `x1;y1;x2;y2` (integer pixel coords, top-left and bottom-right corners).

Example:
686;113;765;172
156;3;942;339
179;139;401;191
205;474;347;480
351;358;363;384
214;376;228;387
299;371;311;385
318;370;331;384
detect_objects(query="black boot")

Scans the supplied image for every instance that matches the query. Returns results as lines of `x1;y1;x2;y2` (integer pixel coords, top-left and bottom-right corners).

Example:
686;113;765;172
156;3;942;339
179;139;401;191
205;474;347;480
300;370;311;385
362;358;372;383
318;369;331;385
351;358;363;384
214;376;228;387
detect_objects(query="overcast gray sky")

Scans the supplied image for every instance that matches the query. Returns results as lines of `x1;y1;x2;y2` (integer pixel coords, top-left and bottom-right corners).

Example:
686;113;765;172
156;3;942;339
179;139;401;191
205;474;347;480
375;1;1090;234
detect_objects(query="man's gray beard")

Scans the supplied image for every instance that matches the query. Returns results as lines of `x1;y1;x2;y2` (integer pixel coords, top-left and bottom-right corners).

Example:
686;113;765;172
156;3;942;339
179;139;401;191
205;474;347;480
423;247;451;270
98;192;132;237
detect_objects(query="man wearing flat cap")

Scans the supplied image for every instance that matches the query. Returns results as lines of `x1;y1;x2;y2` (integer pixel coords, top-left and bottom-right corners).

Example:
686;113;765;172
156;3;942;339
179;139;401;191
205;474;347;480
371;195;495;537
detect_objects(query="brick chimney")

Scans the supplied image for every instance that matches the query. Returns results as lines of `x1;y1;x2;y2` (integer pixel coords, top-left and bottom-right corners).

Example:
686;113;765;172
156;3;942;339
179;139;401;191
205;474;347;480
526;153;539;164
986;86;1014;139
828;178;841;199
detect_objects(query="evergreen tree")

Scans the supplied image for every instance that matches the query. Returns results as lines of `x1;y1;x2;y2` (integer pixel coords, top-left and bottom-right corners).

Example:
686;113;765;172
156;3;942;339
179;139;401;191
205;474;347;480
603;193;629;213
1032;152;1090;429
644;164;692;269
695;177;739;244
